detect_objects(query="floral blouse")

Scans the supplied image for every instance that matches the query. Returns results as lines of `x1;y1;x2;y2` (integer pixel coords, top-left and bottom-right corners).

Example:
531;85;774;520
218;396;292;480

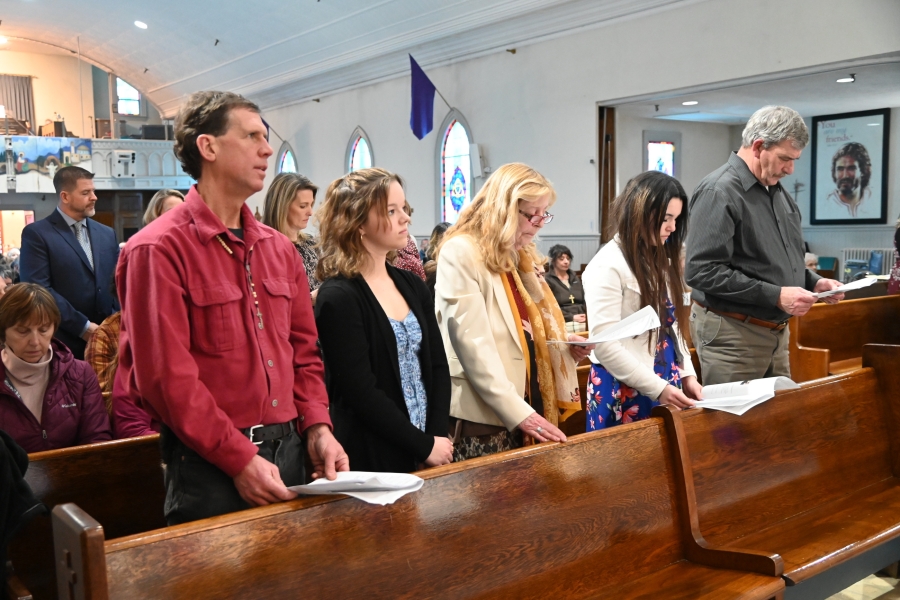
295;237;321;293
388;311;429;431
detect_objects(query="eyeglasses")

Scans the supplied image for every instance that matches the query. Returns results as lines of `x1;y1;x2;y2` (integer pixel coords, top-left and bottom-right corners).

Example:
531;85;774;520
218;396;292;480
518;209;554;226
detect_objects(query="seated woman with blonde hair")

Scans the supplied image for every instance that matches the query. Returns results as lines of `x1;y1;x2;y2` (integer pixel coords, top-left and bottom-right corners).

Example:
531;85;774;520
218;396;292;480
0;283;111;452
314;168;452;472
435;163;592;461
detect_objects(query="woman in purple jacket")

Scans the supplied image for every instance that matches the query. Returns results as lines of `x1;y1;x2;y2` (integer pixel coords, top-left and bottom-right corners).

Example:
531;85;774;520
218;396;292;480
0;283;111;453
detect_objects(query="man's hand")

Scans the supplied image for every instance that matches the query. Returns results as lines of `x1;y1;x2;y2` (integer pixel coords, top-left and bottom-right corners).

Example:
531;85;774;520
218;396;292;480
777;286;818;316
233;454;297;507
307;423;349;480
81;322;99;342
813;278;845;305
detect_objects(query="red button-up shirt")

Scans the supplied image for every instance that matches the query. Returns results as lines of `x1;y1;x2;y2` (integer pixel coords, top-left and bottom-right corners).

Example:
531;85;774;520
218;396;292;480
116;187;331;477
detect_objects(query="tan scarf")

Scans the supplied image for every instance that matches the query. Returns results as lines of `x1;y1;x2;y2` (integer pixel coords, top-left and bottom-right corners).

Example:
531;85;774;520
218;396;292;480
501;249;581;425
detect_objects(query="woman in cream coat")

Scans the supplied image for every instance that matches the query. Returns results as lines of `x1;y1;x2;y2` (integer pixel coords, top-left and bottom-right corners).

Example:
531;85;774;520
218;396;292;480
582;171;702;430
435;163;591;461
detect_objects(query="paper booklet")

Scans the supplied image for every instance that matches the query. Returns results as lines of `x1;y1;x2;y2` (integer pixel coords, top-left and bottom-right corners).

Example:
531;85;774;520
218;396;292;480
815;276;877;298
694;376;800;416
550;305;661;346
287;471;424;506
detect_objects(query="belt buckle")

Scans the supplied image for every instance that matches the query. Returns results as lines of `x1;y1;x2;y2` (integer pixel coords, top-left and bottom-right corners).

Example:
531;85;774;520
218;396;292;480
248;424;264;445
774;321;788;332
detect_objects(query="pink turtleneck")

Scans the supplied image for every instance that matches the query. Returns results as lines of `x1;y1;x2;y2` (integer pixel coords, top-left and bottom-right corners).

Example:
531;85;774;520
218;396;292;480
2;346;53;422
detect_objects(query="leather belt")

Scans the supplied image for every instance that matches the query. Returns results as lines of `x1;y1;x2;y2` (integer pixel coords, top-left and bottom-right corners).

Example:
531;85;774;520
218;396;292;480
694;302;789;332
242;421;294;445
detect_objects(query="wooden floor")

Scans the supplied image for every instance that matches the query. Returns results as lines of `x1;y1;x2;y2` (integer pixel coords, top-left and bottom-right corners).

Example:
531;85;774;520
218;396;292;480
830;574;900;599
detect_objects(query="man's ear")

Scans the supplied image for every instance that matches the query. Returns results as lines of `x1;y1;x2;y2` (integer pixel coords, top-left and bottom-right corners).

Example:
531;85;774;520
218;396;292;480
58;190;70;206
196;134;217;163
751;139;765;159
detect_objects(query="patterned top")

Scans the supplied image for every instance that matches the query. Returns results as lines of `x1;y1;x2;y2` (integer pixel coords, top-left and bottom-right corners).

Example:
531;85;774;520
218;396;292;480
388;311;428;431
393;235;427;281
294;237;321;292
84;311;121;416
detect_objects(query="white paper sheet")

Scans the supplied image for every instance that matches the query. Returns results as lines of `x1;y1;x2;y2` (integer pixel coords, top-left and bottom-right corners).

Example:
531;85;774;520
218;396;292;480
550;305;661;346
694;376;799;415
815;277;877;298
287;471;424;505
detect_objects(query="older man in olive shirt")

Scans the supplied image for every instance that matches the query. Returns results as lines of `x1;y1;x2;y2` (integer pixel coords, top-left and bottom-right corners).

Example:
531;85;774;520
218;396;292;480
686;106;844;385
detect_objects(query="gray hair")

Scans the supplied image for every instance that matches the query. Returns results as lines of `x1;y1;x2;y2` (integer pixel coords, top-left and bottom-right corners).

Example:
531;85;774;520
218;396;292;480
740;106;809;150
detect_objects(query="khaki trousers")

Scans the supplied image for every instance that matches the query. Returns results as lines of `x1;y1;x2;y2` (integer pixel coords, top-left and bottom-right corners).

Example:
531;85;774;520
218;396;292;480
690;304;790;385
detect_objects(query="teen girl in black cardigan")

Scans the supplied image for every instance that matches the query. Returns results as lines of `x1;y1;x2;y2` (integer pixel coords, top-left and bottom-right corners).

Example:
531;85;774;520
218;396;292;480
313;168;452;473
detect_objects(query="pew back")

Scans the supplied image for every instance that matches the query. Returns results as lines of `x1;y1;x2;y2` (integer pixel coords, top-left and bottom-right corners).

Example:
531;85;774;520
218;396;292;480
798;295;900;365
10;435;165;600
56;419;784;599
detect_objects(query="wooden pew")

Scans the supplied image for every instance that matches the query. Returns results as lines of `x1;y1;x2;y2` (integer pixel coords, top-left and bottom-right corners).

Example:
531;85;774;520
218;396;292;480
789;295;900;382
660;344;900;599
52;418;785;599
7;435;165;600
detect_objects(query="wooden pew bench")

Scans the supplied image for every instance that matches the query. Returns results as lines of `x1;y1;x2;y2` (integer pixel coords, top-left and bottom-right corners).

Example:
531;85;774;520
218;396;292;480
6;435;165;600
789;295;900;382
53;417;785;599
661;344;900;599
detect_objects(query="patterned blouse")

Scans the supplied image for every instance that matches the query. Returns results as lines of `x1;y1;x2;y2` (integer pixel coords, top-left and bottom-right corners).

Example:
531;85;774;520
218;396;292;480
393;235;427;281
294;237;321;293
388;311;428;431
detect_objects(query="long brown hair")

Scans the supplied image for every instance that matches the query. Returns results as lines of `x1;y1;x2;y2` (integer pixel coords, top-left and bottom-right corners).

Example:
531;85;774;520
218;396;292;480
610;171;689;347
262;172;318;242
315;168;403;280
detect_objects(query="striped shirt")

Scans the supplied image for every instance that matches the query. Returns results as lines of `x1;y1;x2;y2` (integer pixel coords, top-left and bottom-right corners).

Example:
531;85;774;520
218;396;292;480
686;152;820;322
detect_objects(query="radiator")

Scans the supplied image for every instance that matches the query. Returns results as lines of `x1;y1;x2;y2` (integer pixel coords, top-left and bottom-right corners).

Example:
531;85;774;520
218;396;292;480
840;247;895;276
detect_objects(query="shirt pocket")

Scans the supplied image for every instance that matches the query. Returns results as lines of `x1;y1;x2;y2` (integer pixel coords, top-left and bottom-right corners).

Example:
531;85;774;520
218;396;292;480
187;283;245;353
262;278;297;339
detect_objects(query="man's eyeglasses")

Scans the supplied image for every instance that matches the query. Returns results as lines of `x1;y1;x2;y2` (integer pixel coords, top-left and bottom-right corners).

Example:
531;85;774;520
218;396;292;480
518;209;554;226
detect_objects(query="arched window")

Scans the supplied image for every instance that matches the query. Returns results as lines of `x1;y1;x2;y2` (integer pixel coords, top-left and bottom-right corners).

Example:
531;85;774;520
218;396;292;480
345;127;373;172
436;110;473;224
277;142;297;174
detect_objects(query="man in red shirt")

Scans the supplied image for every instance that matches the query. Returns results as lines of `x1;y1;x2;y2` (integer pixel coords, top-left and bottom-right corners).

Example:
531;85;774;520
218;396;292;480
116;91;348;525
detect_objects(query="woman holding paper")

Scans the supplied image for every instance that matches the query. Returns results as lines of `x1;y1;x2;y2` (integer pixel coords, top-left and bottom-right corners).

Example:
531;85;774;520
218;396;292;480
314;168;453;473
435;163;591;461
582;171;702;430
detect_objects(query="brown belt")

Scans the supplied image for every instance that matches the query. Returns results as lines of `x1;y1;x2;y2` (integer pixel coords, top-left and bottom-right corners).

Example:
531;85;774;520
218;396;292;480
694;302;789;332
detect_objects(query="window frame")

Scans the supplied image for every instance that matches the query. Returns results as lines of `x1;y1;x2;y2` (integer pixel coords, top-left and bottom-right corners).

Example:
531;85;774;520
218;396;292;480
344;126;374;173
276;141;298;174
434;109;476;224
115;77;144;117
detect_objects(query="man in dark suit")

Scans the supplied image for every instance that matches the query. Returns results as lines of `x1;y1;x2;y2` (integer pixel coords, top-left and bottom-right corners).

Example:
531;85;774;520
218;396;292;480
20;166;120;359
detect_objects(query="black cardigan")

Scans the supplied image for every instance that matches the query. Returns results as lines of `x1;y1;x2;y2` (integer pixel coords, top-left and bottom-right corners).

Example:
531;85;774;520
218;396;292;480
545;270;586;321
314;265;451;473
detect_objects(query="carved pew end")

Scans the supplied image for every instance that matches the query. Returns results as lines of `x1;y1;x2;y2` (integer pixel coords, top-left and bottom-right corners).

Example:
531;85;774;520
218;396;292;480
52;504;108;600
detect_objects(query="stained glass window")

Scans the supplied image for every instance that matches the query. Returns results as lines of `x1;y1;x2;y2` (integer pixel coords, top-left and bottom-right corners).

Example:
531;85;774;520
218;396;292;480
349;136;372;172
116;78;141;116
441;120;471;223
278;148;297;173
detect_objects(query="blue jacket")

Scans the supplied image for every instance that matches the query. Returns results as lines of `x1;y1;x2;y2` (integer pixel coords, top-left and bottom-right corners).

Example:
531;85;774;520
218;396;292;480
20;209;120;359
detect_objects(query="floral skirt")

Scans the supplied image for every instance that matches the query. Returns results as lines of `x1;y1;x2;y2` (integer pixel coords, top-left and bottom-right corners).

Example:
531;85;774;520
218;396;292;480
452;429;523;462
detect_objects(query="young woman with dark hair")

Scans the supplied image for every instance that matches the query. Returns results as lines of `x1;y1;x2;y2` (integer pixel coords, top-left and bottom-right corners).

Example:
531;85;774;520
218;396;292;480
581;171;702;430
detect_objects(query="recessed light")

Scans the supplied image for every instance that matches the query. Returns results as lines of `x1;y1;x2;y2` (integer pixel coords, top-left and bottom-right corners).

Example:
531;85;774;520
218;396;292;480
0;36;8;44
836;74;855;83
682;100;699;106
867;123;880;126
134;21;148;29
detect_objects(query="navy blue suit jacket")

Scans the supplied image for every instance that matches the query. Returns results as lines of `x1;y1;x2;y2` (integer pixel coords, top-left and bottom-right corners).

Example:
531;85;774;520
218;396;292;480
20;209;120;359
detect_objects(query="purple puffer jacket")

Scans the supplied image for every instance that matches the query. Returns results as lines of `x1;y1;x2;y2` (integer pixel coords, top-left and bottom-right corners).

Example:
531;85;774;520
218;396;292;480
0;339;112;453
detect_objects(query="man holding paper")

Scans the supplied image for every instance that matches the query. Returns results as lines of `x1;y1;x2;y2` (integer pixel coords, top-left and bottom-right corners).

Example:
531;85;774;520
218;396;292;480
687;106;844;385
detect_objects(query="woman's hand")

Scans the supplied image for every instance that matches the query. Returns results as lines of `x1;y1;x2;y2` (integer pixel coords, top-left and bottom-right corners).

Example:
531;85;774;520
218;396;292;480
681;375;703;401
310;287;320;305
567;334;594;362
424;436;454;467
658;385;697;410
517;412;567;444
572;314;587;323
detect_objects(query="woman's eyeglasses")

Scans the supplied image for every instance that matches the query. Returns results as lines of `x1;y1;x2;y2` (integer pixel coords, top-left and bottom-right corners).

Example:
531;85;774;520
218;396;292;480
518;210;554;225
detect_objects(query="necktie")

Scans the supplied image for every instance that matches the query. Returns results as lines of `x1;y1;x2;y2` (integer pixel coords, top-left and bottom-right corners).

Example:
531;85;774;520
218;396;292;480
73;222;94;270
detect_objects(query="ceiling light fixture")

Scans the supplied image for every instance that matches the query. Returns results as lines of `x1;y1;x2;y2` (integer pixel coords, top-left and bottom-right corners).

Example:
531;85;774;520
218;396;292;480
836;74;855;83
134;21;148;29
867;123;880;126
0;36;8;44
682;100;698;106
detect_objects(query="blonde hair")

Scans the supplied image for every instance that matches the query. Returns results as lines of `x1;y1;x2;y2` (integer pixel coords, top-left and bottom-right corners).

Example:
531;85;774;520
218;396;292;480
438;163;555;273
315;167;403;280
143;189;184;225
262;172;318;242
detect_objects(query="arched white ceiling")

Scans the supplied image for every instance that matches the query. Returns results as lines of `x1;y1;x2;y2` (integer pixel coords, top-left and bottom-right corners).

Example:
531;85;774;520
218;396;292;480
0;0;693;117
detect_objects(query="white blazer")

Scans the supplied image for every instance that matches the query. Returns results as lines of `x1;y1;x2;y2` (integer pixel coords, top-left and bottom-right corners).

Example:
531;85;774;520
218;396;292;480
434;235;535;430
581;237;696;400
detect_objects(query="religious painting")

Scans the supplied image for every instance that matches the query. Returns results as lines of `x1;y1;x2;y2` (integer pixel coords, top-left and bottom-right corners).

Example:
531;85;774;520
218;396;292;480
810;108;890;225
11;136;92;193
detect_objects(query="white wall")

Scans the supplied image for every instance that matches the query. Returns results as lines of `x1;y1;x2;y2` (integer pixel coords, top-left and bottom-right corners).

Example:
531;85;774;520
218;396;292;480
0;50;94;138
249;0;900;266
